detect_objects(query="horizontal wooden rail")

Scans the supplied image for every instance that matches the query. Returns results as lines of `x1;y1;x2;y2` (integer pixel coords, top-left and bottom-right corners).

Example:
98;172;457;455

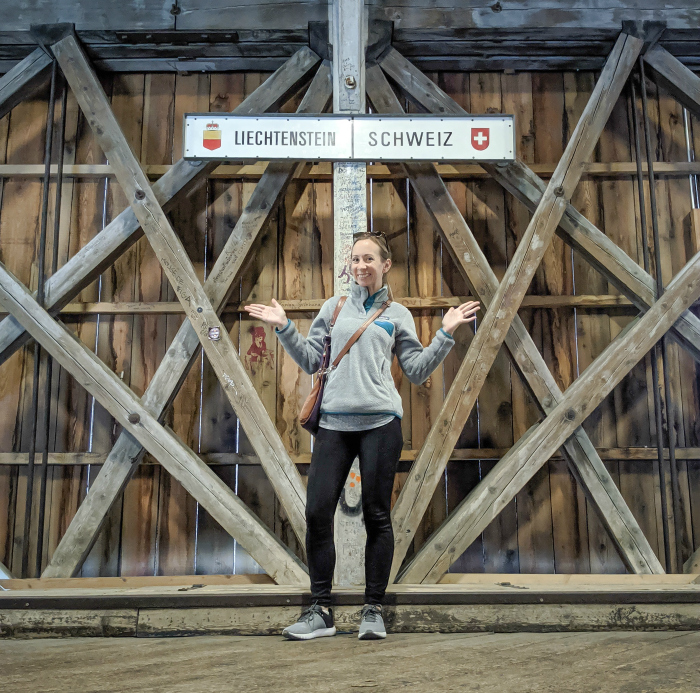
0;295;646;317
1;161;699;180
1;448;697;467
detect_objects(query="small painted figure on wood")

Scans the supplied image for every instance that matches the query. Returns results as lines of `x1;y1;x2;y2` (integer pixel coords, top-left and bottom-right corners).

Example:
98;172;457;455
244;325;274;375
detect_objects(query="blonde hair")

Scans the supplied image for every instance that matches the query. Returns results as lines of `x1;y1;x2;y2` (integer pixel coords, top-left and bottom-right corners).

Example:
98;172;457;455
351;231;394;301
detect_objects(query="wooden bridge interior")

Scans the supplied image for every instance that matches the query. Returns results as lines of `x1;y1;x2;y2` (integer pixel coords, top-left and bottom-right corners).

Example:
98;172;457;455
1;0;700;637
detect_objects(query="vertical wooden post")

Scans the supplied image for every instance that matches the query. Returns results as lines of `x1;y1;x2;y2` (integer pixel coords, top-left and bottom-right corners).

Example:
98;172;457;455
331;0;367;587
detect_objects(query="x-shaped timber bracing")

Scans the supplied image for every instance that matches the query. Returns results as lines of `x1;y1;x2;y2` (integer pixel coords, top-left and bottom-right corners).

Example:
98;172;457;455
375;34;700;581
376;30;647;578
0;29;328;581
364;64;664;579
42;58;332;579
1;24;697;583
379;48;700;367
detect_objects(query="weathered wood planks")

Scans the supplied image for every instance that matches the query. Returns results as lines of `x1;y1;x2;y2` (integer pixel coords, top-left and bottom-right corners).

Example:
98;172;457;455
41;62;331;578
0;260;308;584
400;243;700;582
386;32;644;578
0;45;321;366
379;46;700;367
366;64;662;578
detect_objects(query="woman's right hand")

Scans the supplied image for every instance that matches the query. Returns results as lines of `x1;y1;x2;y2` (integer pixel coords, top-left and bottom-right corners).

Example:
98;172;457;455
243;298;287;329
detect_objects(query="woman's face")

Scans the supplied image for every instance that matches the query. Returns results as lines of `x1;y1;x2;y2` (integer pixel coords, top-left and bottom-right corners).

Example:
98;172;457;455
351;239;391;292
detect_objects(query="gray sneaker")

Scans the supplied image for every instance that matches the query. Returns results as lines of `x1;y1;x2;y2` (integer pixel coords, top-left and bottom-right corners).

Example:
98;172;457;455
358;604;386;640
282;603;336;641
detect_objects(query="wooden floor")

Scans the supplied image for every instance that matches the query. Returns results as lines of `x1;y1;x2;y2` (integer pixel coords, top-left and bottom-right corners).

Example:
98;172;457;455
1;631;699;692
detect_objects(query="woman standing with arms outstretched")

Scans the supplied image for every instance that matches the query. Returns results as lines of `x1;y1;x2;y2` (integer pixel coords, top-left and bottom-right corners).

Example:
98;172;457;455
244;231;479;640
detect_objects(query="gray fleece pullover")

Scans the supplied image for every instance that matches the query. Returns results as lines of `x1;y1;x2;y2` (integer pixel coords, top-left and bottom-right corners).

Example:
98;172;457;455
274;281;455;430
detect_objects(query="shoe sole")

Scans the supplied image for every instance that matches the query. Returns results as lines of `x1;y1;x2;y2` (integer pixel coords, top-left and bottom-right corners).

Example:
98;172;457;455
358;630;387;640
283;626;337;641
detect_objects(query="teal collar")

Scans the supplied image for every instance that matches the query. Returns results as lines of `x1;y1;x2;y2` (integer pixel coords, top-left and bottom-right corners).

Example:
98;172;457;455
350;281;389;313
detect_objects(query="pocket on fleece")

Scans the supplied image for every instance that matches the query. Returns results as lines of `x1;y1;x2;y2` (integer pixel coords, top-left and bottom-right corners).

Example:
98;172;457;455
372;319;395;337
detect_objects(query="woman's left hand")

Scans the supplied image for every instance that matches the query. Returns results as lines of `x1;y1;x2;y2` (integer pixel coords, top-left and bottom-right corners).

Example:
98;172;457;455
442;301;480;336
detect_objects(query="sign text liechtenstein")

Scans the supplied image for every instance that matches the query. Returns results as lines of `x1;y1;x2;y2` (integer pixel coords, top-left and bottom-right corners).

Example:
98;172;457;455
184;115;515;161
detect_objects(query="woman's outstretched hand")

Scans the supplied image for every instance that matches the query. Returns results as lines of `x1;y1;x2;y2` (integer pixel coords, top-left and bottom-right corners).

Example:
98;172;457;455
243;298;287;329
441;300;480;336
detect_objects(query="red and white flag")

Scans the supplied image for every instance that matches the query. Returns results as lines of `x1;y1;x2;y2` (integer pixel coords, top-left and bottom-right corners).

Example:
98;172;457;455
471;127;490;151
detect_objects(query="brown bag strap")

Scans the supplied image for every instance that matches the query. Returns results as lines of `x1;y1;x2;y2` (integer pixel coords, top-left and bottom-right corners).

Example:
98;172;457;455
330;299;391;369
329;295;347;328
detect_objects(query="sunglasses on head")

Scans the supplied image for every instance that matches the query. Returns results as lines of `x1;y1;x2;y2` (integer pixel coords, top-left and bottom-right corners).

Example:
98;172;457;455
353;231;387;240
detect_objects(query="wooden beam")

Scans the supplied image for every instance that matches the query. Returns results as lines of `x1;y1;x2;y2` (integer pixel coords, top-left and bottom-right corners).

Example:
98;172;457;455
2;446;700;467
379;46;700;367
365;64;662;578
41;61;332;579
0;574;275;590
386;32;643;579
0;48;53;120
644;44;700;119
684;547;700;574
691;209;700;255
51;32;310;553
0;261;308;585
5;5;700;34
330;0;368;587
399;243;700;583
0;294;641;317
0;44;321;366
3;160;700;180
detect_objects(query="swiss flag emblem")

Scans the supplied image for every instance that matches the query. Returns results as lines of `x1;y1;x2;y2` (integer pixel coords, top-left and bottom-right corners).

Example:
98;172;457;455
471;128;490;151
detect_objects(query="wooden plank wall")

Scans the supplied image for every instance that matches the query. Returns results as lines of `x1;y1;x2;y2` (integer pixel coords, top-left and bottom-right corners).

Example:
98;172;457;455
0;67;698;578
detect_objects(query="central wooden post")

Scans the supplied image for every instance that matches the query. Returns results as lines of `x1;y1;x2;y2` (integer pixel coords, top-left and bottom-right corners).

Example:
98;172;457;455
331;0;367;587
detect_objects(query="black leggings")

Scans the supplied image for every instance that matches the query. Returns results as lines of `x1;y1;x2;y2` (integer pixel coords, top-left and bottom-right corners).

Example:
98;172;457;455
306;417;403;606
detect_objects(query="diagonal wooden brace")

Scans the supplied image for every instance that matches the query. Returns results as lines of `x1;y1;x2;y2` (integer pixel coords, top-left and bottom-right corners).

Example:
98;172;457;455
365;64;663;578
381;31;643;578
42;63;332;578
0;261;309;585
379;46;700;366
50;34;311;548
0;45;321;365
0;559;13;579
644;44;700;119
400;245;700;583
0;48;54;120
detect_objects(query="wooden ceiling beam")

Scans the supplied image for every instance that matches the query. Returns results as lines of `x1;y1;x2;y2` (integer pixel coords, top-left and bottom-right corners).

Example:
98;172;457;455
0;48;52;120
4;2;700;33
644;43;700;119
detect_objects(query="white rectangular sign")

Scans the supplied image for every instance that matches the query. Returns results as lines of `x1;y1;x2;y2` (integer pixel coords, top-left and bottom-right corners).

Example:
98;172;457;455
185;115;352;161
353;116;513;161
184;114;514;162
